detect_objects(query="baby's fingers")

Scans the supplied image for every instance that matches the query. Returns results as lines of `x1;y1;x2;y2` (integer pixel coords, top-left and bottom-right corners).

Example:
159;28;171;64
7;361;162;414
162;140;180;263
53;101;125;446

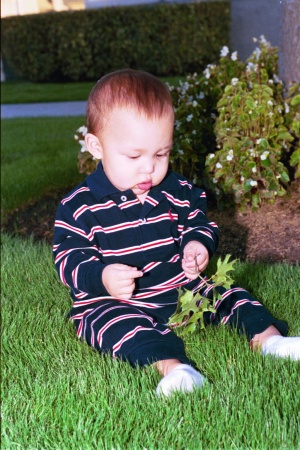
119;268;143;280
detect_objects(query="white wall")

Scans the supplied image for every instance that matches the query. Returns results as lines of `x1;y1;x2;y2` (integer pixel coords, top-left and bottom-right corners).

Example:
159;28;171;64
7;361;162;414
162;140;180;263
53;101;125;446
84;0;204;8
231;0;280;61
1;0;39;17
85;0;159;7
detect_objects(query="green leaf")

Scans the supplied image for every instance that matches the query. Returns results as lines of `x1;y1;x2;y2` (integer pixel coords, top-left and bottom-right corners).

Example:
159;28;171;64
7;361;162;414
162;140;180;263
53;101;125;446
276;132;294;142
291;95;300;106
211;254;238;289
279;170;290;183
290;148;300;167
167;255;238;335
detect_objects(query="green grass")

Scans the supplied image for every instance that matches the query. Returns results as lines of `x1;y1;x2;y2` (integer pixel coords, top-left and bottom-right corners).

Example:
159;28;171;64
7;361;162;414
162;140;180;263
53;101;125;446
1;77;182;104
2;234;300;449
1;117;85;216
1;81;96;104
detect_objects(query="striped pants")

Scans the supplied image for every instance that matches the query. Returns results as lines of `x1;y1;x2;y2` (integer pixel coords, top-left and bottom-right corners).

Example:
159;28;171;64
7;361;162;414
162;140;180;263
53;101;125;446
72;284;288;367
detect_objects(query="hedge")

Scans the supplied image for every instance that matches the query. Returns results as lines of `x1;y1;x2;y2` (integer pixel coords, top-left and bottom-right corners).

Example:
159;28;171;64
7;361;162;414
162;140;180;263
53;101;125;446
1;1;230;82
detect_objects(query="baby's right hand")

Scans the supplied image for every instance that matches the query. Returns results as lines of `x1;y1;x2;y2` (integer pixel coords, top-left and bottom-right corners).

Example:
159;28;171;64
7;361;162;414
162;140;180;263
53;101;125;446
102;264;143;300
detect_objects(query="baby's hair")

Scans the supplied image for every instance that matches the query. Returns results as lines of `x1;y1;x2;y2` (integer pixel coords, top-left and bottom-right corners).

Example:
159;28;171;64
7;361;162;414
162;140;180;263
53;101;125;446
86;69;174;135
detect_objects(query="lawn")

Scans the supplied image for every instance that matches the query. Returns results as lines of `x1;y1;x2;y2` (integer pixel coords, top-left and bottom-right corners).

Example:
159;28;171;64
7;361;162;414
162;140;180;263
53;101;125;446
1;77;182;104
2;234;300;449
1;90;300;449
1;117;85;216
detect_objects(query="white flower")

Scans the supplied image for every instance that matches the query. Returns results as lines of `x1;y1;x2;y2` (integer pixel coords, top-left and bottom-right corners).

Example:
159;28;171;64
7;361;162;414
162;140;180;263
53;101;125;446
178;149;184;155
220;46;230;57
253;37;258;43
240;176;244;182
192;130;197;135
268;112;274;117
252;166;257;173
256;138;262;144
175;120;181;130
249;148;258;158
216;162;223;169
250;179;258;187
77;126;88;136
267;100;273;106
231;51;238;61
192;100;198;107
226;149;234;161
215;188;220;195
246;62;256;73
208;153;215;159
260;151;269;160
197;92;205;100
285;103;290;114
213;178;218;184
74;134;79;140
259;35;268;45
79;140;85;147
231;78;239;86
253;47;262;60
268;79;274;84
80;146;87;153
186;114;193;122
203;68;210;79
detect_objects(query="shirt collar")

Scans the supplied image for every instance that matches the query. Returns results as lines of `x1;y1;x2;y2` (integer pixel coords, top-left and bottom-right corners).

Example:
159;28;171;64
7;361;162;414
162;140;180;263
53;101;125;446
86;162;183;201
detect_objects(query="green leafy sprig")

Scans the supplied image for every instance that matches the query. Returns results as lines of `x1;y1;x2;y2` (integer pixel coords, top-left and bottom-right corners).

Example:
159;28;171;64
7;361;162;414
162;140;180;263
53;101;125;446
168;254;238;335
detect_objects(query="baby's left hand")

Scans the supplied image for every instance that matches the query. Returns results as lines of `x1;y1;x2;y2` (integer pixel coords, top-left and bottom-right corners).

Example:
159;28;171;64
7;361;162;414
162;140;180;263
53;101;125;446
182;241;209;280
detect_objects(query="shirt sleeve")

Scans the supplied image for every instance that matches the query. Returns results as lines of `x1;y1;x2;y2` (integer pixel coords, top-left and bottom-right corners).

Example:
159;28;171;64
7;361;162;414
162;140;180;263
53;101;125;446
53;202;109;296
180;187;219;258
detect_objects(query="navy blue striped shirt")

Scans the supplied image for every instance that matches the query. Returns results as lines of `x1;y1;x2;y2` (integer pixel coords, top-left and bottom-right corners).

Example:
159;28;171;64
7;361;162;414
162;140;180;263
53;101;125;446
53;163;219;320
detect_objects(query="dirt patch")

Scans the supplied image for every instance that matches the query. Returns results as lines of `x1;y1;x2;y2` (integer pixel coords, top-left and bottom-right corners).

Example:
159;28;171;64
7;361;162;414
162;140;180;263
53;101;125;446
2;181;300;264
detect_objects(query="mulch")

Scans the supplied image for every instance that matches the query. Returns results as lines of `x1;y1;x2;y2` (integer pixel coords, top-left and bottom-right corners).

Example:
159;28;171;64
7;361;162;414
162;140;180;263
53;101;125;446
2;181;300;264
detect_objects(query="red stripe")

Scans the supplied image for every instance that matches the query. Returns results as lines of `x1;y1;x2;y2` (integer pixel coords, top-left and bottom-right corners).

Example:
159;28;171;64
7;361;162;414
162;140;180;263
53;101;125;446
61;187;90;204
101;237;174;257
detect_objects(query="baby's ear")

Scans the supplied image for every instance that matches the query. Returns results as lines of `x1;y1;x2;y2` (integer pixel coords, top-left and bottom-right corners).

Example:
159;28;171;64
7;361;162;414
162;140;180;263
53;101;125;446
85;133;103;159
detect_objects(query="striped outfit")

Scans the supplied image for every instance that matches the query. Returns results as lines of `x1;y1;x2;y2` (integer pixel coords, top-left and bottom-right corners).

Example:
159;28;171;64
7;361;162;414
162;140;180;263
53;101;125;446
53;164;287;367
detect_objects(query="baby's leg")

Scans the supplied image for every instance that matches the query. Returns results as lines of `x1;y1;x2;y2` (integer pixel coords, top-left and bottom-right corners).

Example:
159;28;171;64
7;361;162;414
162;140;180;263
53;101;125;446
201;283;300;360
75;299;191;366
75;300;206;396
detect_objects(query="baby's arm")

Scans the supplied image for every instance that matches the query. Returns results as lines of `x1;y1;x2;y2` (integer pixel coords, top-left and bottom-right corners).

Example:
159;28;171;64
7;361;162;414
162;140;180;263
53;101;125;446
182;241;209;280
179;181;218;279
54;200;143;299
102;264;143;300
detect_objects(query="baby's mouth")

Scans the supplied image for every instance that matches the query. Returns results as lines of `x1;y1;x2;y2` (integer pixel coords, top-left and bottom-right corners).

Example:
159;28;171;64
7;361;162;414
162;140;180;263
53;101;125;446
136;181;152;191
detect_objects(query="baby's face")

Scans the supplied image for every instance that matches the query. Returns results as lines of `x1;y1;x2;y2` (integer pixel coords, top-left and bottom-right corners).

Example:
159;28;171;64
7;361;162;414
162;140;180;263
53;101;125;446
97;107;174;202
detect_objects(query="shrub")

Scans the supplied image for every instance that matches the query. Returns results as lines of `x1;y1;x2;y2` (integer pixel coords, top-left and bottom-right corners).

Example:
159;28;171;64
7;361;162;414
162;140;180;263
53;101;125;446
1;1;230;82
75;37;300;210
205;38;299;209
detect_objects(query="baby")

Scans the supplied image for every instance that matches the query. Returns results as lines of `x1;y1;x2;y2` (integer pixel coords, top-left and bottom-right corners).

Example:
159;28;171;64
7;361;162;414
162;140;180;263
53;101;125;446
53;69;300;396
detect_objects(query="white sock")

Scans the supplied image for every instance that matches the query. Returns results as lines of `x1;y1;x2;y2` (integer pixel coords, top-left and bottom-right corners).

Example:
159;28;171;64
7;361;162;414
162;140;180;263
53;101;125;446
156;364;206;397
262;336;300;361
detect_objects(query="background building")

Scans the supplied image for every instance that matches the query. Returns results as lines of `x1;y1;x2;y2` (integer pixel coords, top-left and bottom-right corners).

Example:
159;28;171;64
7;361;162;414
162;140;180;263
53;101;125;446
1;0;84;17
